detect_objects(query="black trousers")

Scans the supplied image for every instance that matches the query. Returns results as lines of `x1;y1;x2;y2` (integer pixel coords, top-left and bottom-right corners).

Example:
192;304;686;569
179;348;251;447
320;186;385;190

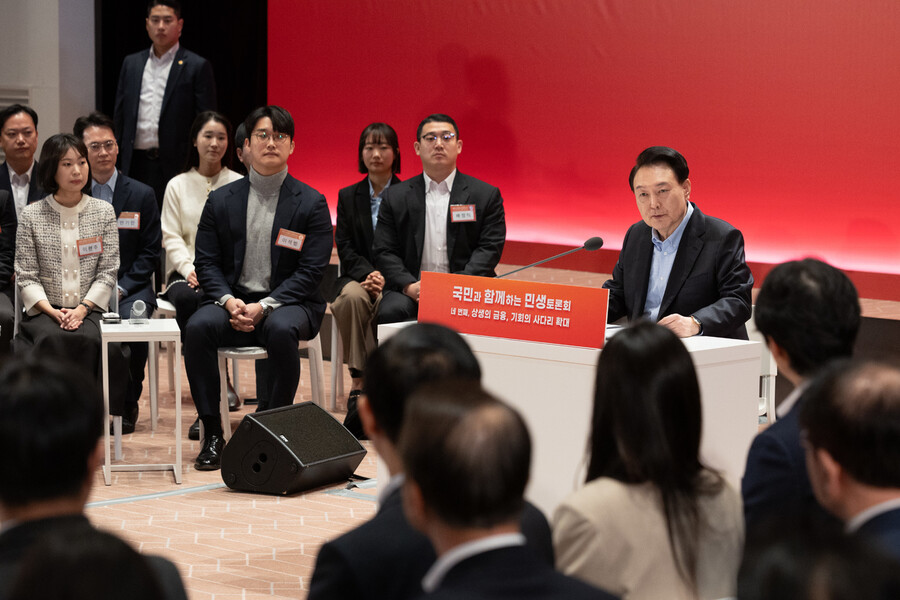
184;302;317;434
375;289;418;325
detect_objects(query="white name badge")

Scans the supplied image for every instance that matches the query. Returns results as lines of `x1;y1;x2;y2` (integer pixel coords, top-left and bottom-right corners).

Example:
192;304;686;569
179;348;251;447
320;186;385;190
450;204;476;223
77;236;103;257
118;211;140;230
275;228;305;251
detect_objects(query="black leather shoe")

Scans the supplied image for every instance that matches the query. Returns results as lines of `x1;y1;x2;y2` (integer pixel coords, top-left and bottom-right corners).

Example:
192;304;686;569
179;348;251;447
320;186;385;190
195;434;225;471
111;404;139;435
227;382;242;412
188;417;200;441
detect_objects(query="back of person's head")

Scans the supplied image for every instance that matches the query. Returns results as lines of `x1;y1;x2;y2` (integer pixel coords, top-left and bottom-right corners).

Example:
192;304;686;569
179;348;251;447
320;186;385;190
587;320;720;591
9;524;165;600
243;105;295;141
0;359;103;507
628;146;689;190
363;323;481;443
738;516;900;600
73;111;115;140
587;320;704;485
800;360;900;489
0;103;38;131
754;258;860;377
399;382;530;528
358;122;401;174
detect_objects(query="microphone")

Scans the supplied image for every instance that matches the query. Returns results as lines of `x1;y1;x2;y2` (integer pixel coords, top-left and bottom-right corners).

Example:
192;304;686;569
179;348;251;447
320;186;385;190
497;237;604;279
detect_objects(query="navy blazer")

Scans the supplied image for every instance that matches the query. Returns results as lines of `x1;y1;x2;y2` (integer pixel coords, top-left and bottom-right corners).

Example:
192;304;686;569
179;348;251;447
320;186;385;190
0;515;188;600
418;545;618;600
0;190;15;291
603;203;753;339
111;173;160;306
308;486;556;600
194;175;333;320
373;172;506;292
0;160;43;208
856;508;900;562
114;46;216;182
334;175;402;292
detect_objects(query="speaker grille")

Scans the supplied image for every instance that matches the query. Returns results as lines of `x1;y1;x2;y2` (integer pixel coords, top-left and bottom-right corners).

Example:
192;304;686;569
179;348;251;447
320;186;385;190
254;403;363;465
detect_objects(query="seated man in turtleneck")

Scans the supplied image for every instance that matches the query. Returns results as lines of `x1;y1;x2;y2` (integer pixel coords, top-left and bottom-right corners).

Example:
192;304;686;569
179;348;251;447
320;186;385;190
184;105;333;471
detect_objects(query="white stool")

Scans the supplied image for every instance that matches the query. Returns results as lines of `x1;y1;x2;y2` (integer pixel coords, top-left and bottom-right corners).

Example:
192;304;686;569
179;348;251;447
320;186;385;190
200;333;326;442
154;296;178;393
328;306;343;411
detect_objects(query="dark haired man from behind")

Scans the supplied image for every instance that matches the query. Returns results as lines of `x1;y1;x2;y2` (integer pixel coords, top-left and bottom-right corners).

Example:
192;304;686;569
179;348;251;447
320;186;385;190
400;383;617;600
741;258;861;533
308;323;555;600
185;105;333;471
801;360;900;561
0;104;42;216
114;0;217;206
74;111;161;433
603;146;753;339
0;359;187;600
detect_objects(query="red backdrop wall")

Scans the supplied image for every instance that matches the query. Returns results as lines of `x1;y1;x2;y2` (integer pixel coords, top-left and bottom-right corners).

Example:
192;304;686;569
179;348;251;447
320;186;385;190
269;1;900;287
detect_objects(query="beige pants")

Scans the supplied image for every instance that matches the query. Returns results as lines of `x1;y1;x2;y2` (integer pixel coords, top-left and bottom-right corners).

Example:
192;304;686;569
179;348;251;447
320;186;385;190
330;281;382;373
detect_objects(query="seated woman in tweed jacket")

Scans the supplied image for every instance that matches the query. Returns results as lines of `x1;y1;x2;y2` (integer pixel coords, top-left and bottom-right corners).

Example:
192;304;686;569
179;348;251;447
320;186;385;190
14;133;129;412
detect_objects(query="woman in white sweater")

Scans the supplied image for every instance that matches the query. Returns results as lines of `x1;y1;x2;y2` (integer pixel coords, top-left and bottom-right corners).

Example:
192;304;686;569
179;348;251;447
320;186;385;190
160;111;242;333
553;321;744;600
14;133;129;411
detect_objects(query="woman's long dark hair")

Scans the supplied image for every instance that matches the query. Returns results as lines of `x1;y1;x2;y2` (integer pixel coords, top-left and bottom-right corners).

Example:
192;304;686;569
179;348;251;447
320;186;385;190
183;110;234;173
586;320;724;592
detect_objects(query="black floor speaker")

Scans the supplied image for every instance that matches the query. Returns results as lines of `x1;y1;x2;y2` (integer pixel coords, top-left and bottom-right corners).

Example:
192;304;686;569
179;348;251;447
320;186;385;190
221;402;367;495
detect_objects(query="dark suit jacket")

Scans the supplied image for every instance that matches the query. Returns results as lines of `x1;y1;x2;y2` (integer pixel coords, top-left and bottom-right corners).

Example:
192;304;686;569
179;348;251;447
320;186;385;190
114;46;217;182
0;160;43;209
111;172;160;306
417;545;618;600
373;172;506;292
308;486;555;600
0;190;15;291
0;515;187;600
332;175;402;298
194;174;333;321
602;203;753;339
857;508;900;562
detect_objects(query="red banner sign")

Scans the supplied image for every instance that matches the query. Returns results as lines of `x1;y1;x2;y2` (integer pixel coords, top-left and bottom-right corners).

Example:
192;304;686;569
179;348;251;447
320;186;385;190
418;272;608;348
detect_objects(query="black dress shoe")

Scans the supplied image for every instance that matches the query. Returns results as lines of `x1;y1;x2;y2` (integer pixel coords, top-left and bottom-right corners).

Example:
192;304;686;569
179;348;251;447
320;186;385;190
111;404;139;435
195;434;225;471
227;382;242;412
188;417;200;441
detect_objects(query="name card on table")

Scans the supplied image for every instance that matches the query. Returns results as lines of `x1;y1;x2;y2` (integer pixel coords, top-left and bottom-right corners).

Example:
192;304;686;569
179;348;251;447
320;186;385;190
419;272;609;349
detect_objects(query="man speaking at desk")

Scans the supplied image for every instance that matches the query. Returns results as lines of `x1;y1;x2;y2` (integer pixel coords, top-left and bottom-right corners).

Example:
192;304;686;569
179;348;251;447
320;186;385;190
603;146;752;339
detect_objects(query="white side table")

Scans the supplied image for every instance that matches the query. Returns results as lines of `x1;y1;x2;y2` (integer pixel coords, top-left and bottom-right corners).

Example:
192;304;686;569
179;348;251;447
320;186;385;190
101;319;182;485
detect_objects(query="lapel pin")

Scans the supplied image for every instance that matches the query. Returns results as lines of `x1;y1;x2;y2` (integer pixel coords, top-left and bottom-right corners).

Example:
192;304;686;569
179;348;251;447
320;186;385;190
178;60;184;65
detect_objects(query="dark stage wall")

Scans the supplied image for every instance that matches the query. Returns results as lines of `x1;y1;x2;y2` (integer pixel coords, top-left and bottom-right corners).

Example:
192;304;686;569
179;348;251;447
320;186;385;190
268;0;900;291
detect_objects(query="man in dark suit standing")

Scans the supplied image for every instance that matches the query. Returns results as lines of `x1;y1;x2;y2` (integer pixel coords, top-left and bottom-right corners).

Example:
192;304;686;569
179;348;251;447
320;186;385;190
742;259;860;534
373;114;505;324
75;112;161;433
308;323;555;600
801;360;900;562
0;104;42;216
603;146;753;339
400;382;616;600
114;0;216;206
0;191;15;361
185;105;332;471
0;359;188;600
332;122;401;433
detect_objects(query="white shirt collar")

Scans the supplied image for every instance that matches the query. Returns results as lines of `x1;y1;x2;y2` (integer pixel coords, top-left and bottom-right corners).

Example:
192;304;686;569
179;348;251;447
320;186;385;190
421;532;525;593
7;160;35;184
776;379;810;418
422;169;457;194
847;497;900;533
92;168;119;193
150;41;179;64
378;473;405;508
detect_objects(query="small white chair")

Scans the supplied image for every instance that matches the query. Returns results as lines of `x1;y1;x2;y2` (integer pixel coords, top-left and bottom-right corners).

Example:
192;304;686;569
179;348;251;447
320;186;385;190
199;333;326;442
747;306;778;424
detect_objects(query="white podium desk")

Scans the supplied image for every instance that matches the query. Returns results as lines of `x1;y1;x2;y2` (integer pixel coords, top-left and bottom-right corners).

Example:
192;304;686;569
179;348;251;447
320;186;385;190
378;323;761;517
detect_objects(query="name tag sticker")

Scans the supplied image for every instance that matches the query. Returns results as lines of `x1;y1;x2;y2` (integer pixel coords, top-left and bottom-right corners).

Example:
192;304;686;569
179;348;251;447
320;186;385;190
450;204;476;223
77;236;103;257
275;228;305;251
118;212;140;229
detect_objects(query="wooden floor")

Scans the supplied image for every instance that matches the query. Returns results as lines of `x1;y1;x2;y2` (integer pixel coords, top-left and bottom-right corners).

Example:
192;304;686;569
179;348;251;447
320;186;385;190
52;264;900;598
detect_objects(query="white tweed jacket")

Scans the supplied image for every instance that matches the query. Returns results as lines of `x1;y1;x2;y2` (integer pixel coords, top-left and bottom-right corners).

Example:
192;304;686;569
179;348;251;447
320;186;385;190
15;194;119;314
